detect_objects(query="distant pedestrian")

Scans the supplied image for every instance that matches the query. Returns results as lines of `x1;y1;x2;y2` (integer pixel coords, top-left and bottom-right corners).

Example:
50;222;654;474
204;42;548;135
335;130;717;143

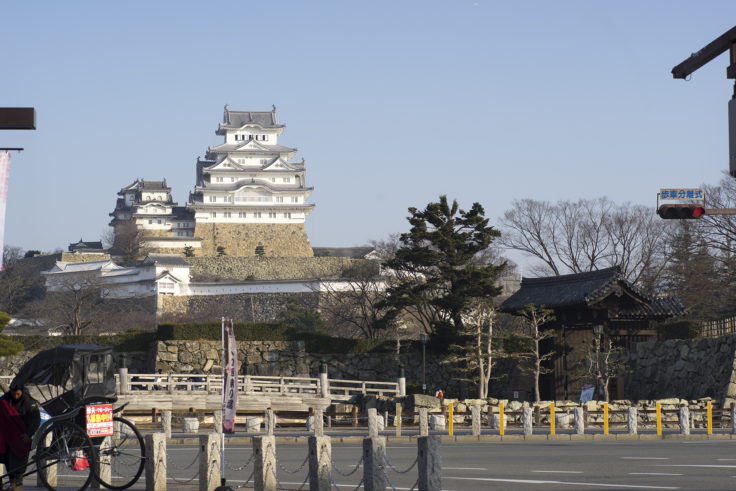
435;387;443;400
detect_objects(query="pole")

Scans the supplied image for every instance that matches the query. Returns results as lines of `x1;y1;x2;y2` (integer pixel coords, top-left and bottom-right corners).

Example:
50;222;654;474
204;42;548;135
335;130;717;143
422;338;426;394
220;317;226;487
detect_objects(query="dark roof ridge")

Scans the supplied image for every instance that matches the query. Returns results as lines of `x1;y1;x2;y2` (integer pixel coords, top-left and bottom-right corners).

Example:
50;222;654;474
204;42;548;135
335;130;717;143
521;266;621;285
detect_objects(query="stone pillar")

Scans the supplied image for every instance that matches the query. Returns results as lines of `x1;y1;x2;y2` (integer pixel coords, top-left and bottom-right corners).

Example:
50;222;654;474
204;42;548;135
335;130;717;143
679;405;691;435
36;430;56;489
627;407;638;435
398;365;406;397
265;408;275;436
417;436;441;491
731;404;736;435
522;406;533;436
319;362;329;398
362;437;386;491
311;408;324;437
419;408;429;437
92;436;111;489
162;410;172;439
199;433;221;491
118;367;129;395
471;406;481;436
395;403;402;437
213;410;223;435
145;433;167;491
574;407;584;435
308;436;331;491
253;436;277;491
368;408;379;438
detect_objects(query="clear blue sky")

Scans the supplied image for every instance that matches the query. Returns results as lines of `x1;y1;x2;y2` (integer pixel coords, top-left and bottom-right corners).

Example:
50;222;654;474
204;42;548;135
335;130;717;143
2;1;735;273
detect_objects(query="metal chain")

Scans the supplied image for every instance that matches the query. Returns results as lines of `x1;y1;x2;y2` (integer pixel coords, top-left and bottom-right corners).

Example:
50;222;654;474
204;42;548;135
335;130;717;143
381;464;398;491
266;458;291;491
169;469;201;484
330;454;363;477
410;478;420;491
269;444;309;474
166;445;200;470
227;450;254;471
384;454;418;474
297;470;310;491
352;476;364;491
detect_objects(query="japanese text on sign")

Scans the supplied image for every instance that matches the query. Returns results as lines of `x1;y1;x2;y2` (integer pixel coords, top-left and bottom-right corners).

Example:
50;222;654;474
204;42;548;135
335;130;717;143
660;188;704;201
86;404;113;437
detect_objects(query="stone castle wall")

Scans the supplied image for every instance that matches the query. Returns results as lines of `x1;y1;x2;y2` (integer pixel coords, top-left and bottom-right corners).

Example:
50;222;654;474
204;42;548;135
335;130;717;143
194;223;313;257
188;256;376;281
624;335;736;403
158;292;319;322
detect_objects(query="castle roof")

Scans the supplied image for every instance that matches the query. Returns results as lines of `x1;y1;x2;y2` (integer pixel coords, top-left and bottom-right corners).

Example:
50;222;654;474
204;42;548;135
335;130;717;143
217;106;283;134
142;254;192;268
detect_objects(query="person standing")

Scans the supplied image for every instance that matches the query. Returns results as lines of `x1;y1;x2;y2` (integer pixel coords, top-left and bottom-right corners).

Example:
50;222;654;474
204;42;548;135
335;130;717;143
0;384;41;491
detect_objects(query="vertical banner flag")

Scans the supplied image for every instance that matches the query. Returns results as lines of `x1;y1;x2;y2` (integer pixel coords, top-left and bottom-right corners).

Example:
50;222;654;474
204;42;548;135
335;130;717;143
222;318;238;433
0;152;10;271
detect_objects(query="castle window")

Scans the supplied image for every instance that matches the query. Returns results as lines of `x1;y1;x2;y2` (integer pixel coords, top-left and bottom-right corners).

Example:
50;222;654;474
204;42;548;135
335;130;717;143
254;212;261;218
283;177;290;183
268;212;276;218
271;178;276;183
148;220;152;224
263;135;268;141
238;212;245;218
157;219;162;224
231;177;236;182
223;211;232;218
209;196;216;202
291;196;298;203
215;177;223;183
276;197;284;203
283;212;291;219
211;212;216;218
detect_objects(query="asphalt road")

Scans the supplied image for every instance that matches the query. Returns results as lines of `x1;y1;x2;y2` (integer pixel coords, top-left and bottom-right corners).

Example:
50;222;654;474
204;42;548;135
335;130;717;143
18;438;736;490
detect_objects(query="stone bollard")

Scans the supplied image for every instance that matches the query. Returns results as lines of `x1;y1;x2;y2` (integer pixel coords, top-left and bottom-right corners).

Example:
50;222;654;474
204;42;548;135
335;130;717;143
182;416;200;433
213;409;223;434
429;414;445;430
398;366;406;397
265;408;275;436
628;407;638;435
471;405;481;436
92;436;112;489
395;403;402;437
145;433;167;491
199;433;221;491
419;408;429;437
246;417;262;433
574;407;584;435
368;408;379;438
679;405;691;435
362;437;386;491
732;404;736;435
118;367;129;395
162;410;172;439
36;430;56;489
522;406;533;436
417;436;441;491
308;435;331;491
253;436;277;491
309;408;325;437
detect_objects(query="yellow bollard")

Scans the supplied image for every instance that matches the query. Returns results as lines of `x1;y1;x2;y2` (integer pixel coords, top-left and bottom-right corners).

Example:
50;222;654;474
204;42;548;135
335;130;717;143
550;402;555;435
707;401;712;435
604;403;609;435
396;402;402;437
656;402;662;435
499;402;504;436
448;402;453;436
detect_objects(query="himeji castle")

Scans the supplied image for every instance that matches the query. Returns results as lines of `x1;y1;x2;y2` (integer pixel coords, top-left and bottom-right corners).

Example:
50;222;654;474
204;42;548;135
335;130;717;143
109;106;315;257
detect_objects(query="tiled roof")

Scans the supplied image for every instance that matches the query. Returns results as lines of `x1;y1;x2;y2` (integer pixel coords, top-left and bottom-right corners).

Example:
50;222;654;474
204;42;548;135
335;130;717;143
312;247;375;259
615;295;687;319
501;266;652;309
219;107;283;130
144;254;192;267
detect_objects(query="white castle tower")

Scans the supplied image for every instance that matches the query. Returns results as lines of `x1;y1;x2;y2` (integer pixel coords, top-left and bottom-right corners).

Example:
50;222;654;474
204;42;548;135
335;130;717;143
186;106;315;256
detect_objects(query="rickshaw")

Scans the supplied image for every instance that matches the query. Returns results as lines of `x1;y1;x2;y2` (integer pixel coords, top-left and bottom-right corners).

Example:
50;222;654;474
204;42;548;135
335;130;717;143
1;345;145;491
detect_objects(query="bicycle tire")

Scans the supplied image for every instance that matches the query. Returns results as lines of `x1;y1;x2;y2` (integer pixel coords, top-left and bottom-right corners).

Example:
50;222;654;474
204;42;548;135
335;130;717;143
95;416;146;490
35;421;98;491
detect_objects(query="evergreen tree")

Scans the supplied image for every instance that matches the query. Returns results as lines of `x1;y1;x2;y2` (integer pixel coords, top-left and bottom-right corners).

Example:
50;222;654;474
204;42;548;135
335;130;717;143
383;196;506;346
0;312;22;357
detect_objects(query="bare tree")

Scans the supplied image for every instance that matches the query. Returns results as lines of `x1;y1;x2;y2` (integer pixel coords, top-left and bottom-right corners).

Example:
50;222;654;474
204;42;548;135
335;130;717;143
587;328;626;402
443;298;498;399
34;274;111;335
500;197;672;290
515;304;555;402
317;261;392;339
106;222;148;262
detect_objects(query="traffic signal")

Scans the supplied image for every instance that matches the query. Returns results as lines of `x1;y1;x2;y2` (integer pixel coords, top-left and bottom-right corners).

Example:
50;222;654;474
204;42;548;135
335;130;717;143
657;204;705;219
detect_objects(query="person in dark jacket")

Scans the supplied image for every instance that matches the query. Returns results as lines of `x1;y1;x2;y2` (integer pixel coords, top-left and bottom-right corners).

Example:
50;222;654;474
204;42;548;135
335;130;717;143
0;384;41;490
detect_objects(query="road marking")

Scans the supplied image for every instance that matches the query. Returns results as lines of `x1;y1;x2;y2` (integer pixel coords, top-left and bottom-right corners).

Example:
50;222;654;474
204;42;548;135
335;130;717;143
621;457;670;460
718;458;736;461
629;473;683;476
445;476;679;489
444;466;487;470
532;470;584;474
659;464;736;468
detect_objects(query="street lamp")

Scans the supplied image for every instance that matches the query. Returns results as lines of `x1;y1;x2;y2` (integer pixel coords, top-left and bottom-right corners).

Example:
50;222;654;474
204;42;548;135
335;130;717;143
420;333;428;394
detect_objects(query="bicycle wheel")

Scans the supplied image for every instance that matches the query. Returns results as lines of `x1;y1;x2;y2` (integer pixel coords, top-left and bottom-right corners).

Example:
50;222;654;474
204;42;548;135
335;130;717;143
95;416;146;490
35;421;98;491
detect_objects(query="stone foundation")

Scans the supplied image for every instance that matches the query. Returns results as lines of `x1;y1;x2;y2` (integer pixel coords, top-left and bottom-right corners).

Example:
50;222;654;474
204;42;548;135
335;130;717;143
158;292;319;322
188;256;376;281
194;223;313;257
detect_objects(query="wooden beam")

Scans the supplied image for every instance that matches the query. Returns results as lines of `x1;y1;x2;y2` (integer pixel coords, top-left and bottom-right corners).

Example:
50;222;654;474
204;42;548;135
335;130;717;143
672;25;736;79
